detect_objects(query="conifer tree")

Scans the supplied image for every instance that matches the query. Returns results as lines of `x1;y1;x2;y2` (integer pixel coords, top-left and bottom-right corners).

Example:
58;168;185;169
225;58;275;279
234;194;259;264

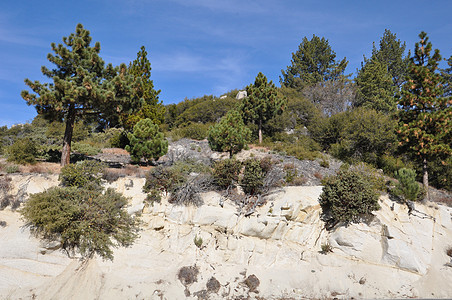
121;46;165;130
280;35;348;90
241;72;285;144
441;55;452;97
208;110;251;157
125;118;168;163
371;29;410;89
21;24;141;166
397;32;452;200
355;59;396;113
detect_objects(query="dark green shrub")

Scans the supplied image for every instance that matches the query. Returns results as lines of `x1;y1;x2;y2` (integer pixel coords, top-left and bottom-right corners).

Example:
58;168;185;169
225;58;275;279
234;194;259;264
21;186;139;261
177;122;212;140
319;169;380;224
208;111;251;157
7;138;38;165
213;159;242;189
240;159;266;195
144;165;184;194
126;118;168;163
393;168;420;201
321;243;333;254
283;163;298;184
60;160;105;189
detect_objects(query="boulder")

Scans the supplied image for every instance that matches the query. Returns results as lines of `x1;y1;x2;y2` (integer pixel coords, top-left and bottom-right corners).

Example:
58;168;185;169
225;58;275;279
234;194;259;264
236;90;247;100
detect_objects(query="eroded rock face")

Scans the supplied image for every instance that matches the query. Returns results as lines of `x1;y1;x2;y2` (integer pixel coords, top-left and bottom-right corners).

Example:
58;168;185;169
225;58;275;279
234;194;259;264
2;175;452;299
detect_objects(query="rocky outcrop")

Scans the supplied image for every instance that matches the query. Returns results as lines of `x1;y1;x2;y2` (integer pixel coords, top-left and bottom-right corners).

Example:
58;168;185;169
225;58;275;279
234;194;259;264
236;90;247;100
1;175;452;299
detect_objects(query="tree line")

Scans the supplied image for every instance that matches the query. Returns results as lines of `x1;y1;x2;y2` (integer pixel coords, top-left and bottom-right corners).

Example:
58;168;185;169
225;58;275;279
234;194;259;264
14;24;452;196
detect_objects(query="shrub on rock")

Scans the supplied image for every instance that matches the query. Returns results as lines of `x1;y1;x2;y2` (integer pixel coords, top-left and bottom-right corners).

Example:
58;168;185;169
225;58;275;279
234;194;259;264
319;169;380;225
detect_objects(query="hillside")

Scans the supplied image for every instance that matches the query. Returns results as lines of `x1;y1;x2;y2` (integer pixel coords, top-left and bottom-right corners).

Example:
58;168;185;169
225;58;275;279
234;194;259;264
1;171;452;299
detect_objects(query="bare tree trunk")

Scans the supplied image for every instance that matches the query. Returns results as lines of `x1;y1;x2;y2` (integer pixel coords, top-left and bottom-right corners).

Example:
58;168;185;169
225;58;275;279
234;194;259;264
422;157;429;202
61;104;76;166
258;119;263;144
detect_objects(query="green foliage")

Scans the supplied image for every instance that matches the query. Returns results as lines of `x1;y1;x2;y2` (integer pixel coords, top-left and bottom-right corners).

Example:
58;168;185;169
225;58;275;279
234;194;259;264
126;118;168;163
71;142;101;156
240;158;271;195
5;164;19;174
319;169;380;224
121;46;164;130
264;87;322;137
312;107;397;165
268;136;321;161
397;32;452;195
212;159;242;189
109;129;130;148
370;29;411;89
393;168;420;201
7;138;38;165
60;160;105;189
208;111;251;156
194;235;203;249
355;59;396;113
21;186;139;261
169;122;212;141
280;34;348;90
21;24;143;165
321;243;333;254
241;72;286;143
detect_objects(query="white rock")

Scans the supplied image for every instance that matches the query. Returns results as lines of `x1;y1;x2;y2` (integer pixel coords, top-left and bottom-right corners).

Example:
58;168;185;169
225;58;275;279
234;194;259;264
236;90;247;99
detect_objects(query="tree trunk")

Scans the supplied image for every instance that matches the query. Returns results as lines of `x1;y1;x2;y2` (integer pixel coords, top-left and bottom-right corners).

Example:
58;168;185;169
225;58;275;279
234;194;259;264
61;104;76;166
422;157;429;202
258;119;263;144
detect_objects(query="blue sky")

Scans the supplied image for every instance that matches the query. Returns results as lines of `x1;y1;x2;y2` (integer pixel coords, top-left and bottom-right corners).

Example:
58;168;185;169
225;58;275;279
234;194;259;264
1;0;451;127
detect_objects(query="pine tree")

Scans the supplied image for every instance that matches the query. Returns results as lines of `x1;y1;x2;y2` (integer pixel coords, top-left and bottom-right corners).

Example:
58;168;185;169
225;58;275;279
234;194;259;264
355;59;396;113
208;110;251;157
441;55;452;97
21;24;141;166
397;32;452;200
371;29;411;89
241;72;286;144
280;35;348;90
121;46;165;130
125;118;168;163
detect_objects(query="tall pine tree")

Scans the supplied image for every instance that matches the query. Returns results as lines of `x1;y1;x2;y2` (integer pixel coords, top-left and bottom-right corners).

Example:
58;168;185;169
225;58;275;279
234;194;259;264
355;58;396;113
21;24;141;166
280;35;348;90
121;46;164;130
241;72;285;144
397;32;452;200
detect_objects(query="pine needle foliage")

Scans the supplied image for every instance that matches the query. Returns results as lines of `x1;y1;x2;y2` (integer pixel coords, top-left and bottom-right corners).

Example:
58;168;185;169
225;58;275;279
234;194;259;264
125;118;168;163
208;110;251;157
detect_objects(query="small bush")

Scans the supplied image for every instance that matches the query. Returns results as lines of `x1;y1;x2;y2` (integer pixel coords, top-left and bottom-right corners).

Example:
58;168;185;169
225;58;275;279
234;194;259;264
393;168;420;202
213;159;242;189
319;169;380;225
283;164;298;184
240;159;266;195
320;157;330;168
0;176;15;209
321;243;333;254
21;186;139;261
7;138;38;165
194;235;203;249
60;160;105;189
72;142;101;156
126;118;168;164
5;164;19;174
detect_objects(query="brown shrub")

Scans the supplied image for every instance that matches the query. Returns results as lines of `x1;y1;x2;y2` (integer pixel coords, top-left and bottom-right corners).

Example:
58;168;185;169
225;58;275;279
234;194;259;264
314;172;323;179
